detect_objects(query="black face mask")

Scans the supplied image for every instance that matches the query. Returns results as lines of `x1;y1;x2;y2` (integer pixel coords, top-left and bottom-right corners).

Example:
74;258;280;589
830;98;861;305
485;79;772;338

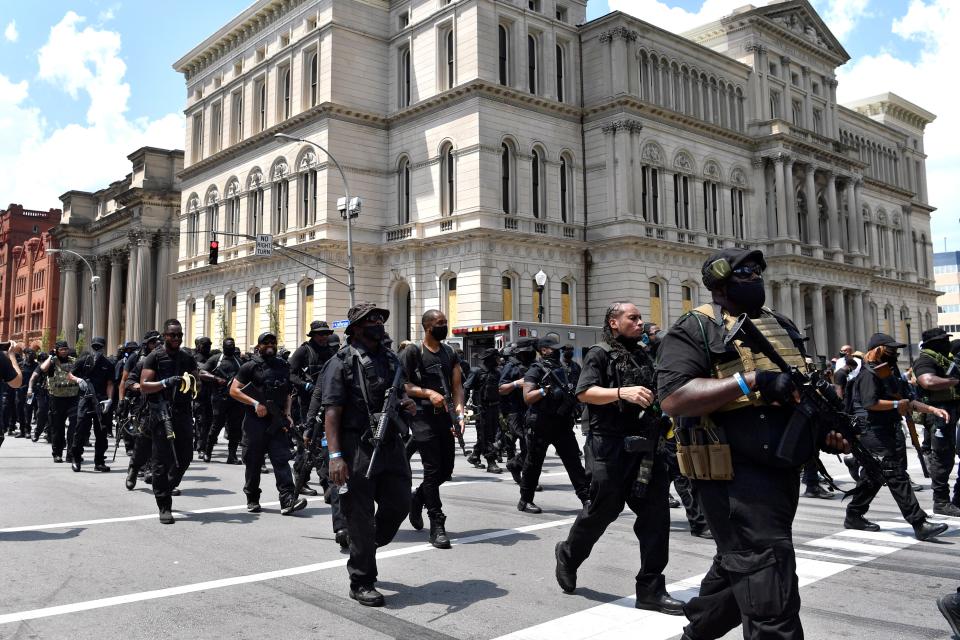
483;358;498;370
517;352;535;365
223;343;237;356
928;339;950;355
362;324;387;343
726;278;766;315
542;350;561;364
617;334;641;350
261;346;277;359
430;325;449;341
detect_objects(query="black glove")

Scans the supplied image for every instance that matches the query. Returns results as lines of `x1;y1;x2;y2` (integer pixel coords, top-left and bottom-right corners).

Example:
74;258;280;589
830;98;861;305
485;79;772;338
162;375;183;389
755;370;796;406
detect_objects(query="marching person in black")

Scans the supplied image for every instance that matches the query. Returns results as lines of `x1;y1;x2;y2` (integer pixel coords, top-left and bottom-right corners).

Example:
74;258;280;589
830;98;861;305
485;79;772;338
844;333;949;539
229;331;306;516
123;347;153;491
15;348;37;439
201;337;245;464
289;320;336;496
912;327;960;516
191;336;213;455
323;303;416;606
0;340;22;449
28;353;50;442
139;320;199;524
555;301;681;614
561;345;582;384
68;337;114;472
500;338;536;484
465;348;503;474
39;340;79;464
401;309;464;549
656;248;849;640
119;333;159;456
518;336;589;513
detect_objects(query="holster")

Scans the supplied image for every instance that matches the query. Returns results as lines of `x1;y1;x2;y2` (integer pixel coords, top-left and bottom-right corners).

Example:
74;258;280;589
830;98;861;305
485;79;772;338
675;420;733;481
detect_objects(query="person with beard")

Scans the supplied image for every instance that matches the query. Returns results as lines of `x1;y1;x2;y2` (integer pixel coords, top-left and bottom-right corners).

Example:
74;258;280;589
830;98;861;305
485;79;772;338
842;332;950;541
913;327;960;516
199;337;246;464
229;331;307;516
191;336;214;455
140;320;199;524
289;320;336;496
401;309;464;549
500;338;537;484
322;303;416;606
517;336;590;513
28;352;50;443
656;248;851;640
67;337;114;472
39;341;79;464
464;348;503;474
553;302;681;614
15;348;37;439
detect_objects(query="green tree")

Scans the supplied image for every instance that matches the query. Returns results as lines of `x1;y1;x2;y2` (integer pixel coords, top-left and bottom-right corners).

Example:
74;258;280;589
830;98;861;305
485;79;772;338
266;302;280;340
216;303;228;344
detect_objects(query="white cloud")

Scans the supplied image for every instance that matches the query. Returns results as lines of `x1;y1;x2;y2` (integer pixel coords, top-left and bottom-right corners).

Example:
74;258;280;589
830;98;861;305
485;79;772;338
4;20;18;43
836;0;960;250
0;12;183;210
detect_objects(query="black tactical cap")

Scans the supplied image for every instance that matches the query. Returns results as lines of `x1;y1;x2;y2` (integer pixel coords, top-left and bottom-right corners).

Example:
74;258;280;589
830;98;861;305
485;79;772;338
345;302;389;335
55;340;68;349
537;336;560;350
921;327;951;345
513;338;537;353
123;340;139;350
308;320;334;336
142;330;161;343
257;331;278;344
481;348;500;361
867;333;906;350
91;336;106;348
701;248;766;290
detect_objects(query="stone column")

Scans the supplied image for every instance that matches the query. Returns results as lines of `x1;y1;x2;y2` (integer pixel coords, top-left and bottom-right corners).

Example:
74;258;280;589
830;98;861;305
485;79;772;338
751;157;769;242
862;292;874;341
747;45;764;121
758;49;770;119
810;284;826;361
777;280;793;317
869;223;880;268
831;288;847;355
108;250;125;348
802;66;813;127
125;232;140;340
773;154;789;241
790;281;804;329
165;233;179;322
784;157;798;241
138;236;154;338
781;56;793;123
94;257;109;341
804;164;820;250
155;232;171;330
826;172;841;255
853;179;864;258
851;289;866;350
843;179;857;255
60;257;78;345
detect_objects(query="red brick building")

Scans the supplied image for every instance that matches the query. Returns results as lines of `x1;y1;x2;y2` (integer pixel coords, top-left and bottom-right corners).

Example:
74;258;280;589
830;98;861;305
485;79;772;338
0;204;61;348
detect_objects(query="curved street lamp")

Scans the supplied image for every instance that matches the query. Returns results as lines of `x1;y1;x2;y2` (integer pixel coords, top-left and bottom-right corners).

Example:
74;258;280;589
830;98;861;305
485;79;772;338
47;248;100;339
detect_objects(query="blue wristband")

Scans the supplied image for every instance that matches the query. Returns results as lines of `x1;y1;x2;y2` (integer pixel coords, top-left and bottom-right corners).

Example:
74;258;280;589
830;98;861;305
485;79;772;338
733;372;750;397
329;451;343;459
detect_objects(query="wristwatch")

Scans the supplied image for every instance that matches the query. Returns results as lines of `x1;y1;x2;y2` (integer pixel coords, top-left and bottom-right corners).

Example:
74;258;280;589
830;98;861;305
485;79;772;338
893;400;900;410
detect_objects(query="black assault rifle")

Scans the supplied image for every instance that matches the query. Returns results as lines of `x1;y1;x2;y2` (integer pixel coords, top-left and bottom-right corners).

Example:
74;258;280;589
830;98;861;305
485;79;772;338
291;418;324;497
725;314;884;497
366;360;407;478
239;382;292;436
430;363;468;456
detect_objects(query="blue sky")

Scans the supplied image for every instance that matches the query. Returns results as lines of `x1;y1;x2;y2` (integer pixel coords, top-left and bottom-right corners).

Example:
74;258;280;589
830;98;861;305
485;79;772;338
0;0;956;250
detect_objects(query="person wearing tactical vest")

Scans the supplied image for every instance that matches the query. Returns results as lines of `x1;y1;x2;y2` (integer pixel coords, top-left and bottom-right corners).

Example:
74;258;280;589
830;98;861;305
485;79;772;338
15;348;37;439
843;332;950;541
400;309;465;549
200;337;246;464
464;348;504;474
140;320;200;524
289;320;336;496
500;338;537;484
322;302;416;607
517;336;589;514
28;352;50;443
554;301;682;614
913;327;960;516
39;340;80;464
119;332;160;455
67;336;115;472
191;336;214;455
656;248;850;640
0;340;22;450
123;349;155;491
229;331;307;516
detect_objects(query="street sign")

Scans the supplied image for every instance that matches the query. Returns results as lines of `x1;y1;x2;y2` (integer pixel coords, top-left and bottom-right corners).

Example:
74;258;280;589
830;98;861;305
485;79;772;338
331;320;349;329
255;234;273;256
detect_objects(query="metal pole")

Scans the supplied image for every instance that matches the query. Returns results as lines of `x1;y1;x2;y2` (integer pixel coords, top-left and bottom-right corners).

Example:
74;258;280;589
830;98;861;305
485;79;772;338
537;286;544;323
906;322;913;362
275;134;356;306
48;248;98;339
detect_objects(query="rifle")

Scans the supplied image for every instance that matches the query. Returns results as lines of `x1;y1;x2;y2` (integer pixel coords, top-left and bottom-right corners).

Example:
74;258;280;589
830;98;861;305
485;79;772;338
724;314;884;497
366;358;407;478
542;366;582;420
429;363;467;456
893;378;930;478
292;416;327;497
239;382;293;436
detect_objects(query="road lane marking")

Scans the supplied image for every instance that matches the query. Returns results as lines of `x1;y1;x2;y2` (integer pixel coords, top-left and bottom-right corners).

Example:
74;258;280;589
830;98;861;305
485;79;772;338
0;517;576;625
489;521;923;640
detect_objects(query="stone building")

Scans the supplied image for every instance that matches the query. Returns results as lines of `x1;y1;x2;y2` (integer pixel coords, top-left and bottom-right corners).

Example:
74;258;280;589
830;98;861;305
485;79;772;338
0;204;61;346
53;147;184;349
172;0;938;360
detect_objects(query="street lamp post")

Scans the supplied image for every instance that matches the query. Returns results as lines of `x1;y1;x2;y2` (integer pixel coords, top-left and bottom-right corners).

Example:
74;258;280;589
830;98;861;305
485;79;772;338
274;133;357;306
47;249;100;339
905;314;913;362
535;270;547;323
77;323;84;345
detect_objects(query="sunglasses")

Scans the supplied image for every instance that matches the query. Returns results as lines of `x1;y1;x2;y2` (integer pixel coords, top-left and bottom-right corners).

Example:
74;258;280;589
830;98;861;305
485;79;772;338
165;332;183;338
366;313;386;324
731;264;762;278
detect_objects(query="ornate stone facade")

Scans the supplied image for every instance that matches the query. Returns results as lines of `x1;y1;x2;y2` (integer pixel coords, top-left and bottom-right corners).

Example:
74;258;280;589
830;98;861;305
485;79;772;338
172;0;937;360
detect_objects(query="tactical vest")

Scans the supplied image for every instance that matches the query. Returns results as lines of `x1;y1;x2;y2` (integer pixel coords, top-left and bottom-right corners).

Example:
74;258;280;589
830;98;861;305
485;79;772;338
480;367;500;406
254;356;292;407
339;346;397;433
918;349;960;403
49;357;79;398
690;303;806;411
585;341;662;435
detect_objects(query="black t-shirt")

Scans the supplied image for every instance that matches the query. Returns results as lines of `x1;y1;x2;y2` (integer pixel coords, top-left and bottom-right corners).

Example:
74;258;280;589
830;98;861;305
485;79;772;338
499;359;527;414
913;352;942;379
74;352;114;397
142;347;198;406
851;367;900;427
204;351;243;399
834;367;849;389
0;354;17;384
124;350;145;373
235;356;291;409
400;342;459;398
576;344;656;436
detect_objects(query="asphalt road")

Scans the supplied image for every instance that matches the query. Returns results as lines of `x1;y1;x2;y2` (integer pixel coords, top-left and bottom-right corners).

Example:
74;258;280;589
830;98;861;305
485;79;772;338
1;431;958;640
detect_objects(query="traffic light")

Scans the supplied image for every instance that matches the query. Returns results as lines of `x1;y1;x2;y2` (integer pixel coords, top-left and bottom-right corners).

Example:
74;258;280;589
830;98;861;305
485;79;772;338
208;239;219;265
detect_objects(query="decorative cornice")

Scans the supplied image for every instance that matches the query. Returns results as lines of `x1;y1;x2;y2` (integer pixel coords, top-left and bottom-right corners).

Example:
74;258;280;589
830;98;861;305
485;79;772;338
602;119;643;134
598;27;639;43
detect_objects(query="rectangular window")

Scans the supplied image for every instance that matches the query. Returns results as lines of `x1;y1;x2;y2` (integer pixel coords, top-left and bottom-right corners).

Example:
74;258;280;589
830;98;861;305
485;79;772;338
498;25;509;86
300;170;317;227
438;26;455;91
191;113;204;163
528;0;541;11
225;196;240;247
273;180;289;233
527;34;538;94
307;49;319;107
301;284;314;338
399;46;411;107
561;281;571;324
446;277;458;327
210;101;223;153
555;44;565;102
502;276;513;321
399;11;409;29
254;77;267;132
231;90;243;144
278;64;291;120
248;189;264;235
556;6;568;22
649;282;663;327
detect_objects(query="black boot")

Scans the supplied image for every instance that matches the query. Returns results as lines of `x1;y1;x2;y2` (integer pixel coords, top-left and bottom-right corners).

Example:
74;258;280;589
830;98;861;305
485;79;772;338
335;529;351;549
225;442;239;464
937;591;960;637
466;453;482;468
125;466;137;491
517;499;542;514
349;585;385;607
554;542;576;593
408;489;424;530
429;514;452;549
281;496;308;515
157;498;175;524
486;459;503;474
914;519;949;541
844;513;880;532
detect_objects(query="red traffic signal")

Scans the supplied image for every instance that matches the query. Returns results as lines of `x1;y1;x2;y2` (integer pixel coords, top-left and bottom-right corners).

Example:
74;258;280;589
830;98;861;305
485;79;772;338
209;239;219;265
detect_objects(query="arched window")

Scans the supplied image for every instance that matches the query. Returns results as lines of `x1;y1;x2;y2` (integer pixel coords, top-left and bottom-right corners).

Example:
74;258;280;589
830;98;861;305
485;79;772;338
205;190;219;242
640;165;660;224
446;30;455;90
248;185;264;235
673;174;690;229
299;166;318;228
531;148;544;218
681;284;694;313
527;34;538;94
498;25;509;85
560;155;571;223
561;281;572;324
649;281;663;327
731;187;745;239
185;299;196;344
501;143;514;214
205;296;216;338
225;291;237;341
273;178;289;233
281;67;291;119
440;142;455;216
703;180;719;234
555;44;565;102
502;275;514;321
309;52;319;107
247;289;261;351
399;46;411;107
795;189;807;243
444;275;458;326
225;183;241;246
393;280;412;342
300;280;314;338
186;196;201;256
272;285;287;344
398;156;411;224
257;79;267;131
